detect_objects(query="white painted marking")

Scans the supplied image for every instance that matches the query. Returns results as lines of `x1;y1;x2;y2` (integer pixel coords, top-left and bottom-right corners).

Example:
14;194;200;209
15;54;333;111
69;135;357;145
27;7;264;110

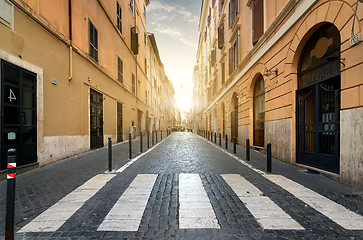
116;136;167;173
19;174;115;232
199;135;265;175
98;174;157;231
222;174;304;230
179;174;220;229
265;175;363;230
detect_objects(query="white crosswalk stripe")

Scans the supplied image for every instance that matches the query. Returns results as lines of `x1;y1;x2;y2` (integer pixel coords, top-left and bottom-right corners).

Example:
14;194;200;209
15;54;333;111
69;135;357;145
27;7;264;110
264;175;363;230
179;174;220;229
17;173;363;233
19;174;115;232
222;174;304;230
98;174;157;231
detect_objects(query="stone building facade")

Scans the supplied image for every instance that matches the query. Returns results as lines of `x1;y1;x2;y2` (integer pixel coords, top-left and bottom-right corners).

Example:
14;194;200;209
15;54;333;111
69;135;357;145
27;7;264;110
192;0;363;189
0;0;176;172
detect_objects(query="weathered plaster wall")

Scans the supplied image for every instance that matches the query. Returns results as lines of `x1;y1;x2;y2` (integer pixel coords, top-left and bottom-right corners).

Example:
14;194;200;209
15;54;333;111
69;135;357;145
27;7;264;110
265;118;292;163
340;108;363;190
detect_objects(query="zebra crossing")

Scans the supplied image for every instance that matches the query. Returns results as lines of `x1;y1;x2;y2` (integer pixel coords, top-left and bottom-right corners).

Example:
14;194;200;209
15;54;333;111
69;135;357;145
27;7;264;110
18;173;363;233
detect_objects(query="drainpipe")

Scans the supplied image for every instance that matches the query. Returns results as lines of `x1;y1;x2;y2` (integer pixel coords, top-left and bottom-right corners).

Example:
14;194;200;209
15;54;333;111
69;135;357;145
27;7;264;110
68;0;73;81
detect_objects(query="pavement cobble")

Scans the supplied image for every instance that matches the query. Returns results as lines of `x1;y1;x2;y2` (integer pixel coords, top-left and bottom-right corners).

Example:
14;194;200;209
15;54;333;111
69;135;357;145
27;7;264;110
0;132;362;239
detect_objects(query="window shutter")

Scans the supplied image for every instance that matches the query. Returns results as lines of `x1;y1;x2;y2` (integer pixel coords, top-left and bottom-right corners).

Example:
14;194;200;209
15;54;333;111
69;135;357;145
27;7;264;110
218;23;224;49
229;47;233;75
252;0;263;45
131;26;139;55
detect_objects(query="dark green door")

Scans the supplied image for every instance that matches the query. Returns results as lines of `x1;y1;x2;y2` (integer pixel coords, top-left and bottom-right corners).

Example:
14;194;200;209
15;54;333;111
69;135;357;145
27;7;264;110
117;102;123;142
1;60;37;170
90;89;103;149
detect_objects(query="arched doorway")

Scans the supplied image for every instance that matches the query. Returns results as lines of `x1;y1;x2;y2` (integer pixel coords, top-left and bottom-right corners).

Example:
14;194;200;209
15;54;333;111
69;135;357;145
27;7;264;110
296;23;341;174
253;75;265;147
231;93;238;142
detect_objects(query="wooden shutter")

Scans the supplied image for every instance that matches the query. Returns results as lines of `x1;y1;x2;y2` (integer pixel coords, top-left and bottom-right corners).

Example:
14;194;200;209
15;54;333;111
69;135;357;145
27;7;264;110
131;26;139;55
252;0;263;45
229;47;233;75
218;23;224;49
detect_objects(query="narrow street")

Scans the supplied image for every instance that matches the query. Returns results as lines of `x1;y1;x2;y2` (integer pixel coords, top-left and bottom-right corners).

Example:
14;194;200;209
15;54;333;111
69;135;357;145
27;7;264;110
1;132;362;239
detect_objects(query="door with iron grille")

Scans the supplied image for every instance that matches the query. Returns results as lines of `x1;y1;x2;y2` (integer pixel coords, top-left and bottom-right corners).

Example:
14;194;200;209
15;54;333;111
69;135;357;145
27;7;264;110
296;23;341;174
1;60;37;170
90;89;103;149
296;77;340;173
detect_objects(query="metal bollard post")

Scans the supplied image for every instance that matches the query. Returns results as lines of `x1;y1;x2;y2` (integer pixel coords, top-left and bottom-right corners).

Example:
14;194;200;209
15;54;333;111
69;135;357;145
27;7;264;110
147;132;150;149
5;149;17;240
267;142;272;173
214;132;217;143
108;137;112;172
152;131;155;145
129;133;132;159
225;134;228;149
140;132;143;153
219;133;221;146
161;130;163;140
246;139;250;161
233;137;237;154
156;130;158;143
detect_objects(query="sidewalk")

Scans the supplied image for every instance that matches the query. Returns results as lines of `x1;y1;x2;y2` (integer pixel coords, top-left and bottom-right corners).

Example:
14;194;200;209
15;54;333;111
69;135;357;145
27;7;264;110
198;132;363;216
0;131;167;236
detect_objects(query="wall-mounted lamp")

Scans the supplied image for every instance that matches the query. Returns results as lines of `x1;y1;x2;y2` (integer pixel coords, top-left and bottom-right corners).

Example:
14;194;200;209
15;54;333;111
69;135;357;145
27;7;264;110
263;68;278;79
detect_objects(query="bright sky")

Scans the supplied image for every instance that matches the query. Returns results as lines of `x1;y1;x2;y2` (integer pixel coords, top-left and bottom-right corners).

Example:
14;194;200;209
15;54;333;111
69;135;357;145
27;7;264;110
147;0;202;112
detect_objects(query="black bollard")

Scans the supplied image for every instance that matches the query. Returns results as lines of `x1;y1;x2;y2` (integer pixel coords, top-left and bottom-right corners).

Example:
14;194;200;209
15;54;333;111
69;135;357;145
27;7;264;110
267;142;272;173
225;134;228;149
140;132;143;153
233;137;237;154
108;137;112;172
246;139;250;161
219;133;221;146
152;131;154;145
129;133;132;159
161;130;163;140
147;132;150;148
5;149;17;240
156;130;158;143
214;132;217;143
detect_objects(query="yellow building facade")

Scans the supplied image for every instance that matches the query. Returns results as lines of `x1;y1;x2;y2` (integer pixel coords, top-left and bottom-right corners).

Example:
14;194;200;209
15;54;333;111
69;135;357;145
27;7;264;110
192;0;363;189
0;0;175;172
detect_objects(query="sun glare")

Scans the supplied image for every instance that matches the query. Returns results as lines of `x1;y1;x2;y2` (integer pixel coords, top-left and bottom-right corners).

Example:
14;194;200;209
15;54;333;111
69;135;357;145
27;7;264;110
175;95;191;112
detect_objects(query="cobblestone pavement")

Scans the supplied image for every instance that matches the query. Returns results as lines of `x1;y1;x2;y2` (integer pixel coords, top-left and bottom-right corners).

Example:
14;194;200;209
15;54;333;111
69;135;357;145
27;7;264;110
0;132;362;239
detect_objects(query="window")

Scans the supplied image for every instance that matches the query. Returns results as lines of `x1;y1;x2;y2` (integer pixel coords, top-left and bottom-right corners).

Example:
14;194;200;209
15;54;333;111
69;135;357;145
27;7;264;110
218;23;224;49
116;1;122;33
252;0;263;45
89;20;98;62
118;57;123;83
131;26;139;55
132;73;135;94
130;0;134;13
228;0;238;29
221;62;226;85
219;0;225;16
211;48;216;66
229;38;238;74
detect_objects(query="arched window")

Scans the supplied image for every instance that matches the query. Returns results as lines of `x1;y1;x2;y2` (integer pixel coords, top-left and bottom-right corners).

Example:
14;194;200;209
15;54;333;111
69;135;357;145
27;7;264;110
253;75;265;147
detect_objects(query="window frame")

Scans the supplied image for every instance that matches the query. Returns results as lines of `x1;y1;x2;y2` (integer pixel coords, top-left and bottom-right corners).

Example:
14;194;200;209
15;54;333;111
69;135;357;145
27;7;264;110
89;19;98;63
116;1;122;34
252;0;264;45
132;73;136;94
129;0;134;13
117;57;123;83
